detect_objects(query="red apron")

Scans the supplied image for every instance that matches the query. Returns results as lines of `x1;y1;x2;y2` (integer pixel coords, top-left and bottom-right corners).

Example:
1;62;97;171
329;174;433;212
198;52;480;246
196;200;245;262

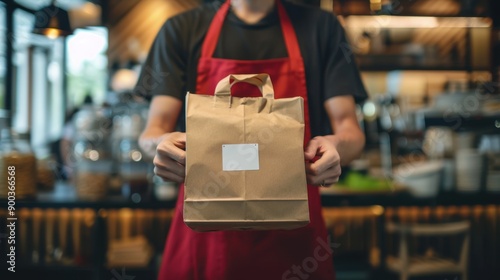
158;1;334;279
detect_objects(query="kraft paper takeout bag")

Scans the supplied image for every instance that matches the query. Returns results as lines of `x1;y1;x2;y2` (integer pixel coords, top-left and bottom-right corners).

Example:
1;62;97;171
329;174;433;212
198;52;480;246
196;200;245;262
184;73;309;231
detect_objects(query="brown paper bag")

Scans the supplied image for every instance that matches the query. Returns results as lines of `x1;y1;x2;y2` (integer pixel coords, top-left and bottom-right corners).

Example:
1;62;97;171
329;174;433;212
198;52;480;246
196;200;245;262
184;74;309;231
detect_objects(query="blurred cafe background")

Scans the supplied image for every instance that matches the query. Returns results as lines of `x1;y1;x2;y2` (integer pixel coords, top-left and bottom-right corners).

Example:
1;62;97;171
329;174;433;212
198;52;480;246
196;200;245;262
0;0;499;279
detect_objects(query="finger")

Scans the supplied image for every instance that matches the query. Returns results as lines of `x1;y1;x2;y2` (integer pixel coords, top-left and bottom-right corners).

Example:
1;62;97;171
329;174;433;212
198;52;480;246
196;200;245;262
305;161;317;175
154;166;184;183
168;132;186;149
306;165;342;186
175;132;187;146
308;151;339;176
323;176;340;186
154;155;185;176
306;154;338;176
157;142;186;165
304;138;320;161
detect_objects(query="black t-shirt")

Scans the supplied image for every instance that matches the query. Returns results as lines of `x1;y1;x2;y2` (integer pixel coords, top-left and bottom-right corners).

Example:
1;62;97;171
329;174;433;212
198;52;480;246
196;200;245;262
135;0;367;136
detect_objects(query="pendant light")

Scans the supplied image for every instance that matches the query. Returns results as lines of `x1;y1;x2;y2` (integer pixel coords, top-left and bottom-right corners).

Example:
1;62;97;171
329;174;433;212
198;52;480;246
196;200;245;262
32;0;72;39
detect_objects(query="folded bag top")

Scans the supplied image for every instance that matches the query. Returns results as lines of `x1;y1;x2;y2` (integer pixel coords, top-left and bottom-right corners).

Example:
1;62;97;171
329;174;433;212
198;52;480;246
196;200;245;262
214;73;275;99
184;73;309;232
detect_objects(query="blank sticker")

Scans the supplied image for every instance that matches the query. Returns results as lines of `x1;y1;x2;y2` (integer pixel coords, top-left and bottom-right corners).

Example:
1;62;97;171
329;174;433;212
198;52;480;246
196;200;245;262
222;144;259;171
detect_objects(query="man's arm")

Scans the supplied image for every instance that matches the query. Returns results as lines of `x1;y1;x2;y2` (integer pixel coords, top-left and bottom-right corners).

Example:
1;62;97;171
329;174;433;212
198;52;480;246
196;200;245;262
139;95;182;157
323;95;365;165
139;95;186;183
304;95;365;186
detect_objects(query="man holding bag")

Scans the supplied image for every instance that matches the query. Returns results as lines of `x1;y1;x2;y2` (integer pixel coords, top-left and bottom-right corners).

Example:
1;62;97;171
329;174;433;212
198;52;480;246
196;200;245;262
137;0;367;279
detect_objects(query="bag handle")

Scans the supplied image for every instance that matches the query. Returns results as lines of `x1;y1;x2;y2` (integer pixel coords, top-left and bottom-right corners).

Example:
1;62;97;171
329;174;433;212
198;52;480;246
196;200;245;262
214;74;274;99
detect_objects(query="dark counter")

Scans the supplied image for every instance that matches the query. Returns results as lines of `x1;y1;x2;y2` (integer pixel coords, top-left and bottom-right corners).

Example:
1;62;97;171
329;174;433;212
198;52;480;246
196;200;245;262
4;182;500;209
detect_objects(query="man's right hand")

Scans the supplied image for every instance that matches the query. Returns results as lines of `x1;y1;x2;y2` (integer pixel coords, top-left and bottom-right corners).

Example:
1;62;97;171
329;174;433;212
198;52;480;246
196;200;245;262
153;132;186;183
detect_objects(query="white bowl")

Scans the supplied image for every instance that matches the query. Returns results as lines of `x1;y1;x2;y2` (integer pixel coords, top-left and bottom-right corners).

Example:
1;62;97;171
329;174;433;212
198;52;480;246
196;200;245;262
394;161;443;198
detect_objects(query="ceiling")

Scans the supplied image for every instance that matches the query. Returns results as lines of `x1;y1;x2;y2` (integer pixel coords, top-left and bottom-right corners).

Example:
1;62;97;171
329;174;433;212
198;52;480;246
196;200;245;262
15;0;89;11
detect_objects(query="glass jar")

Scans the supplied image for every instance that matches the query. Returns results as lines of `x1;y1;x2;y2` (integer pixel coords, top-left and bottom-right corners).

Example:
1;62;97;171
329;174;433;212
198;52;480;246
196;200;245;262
36;157;56;191
112;104;150;202
74;155;112;200
0;116;37;199
118;138;150;203
72;106;113;200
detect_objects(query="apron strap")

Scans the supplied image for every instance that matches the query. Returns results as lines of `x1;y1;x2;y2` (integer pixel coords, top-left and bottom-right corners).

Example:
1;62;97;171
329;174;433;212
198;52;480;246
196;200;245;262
200;0;303;64
275;0;303;64
200;0;231;59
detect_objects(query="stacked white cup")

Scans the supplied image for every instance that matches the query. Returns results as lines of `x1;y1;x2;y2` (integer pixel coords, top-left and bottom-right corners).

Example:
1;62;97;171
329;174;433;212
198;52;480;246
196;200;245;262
456;149;484;192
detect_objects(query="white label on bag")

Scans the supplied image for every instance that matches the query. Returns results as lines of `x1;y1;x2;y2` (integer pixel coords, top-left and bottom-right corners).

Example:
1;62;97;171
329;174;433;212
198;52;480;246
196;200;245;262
222;144;259;171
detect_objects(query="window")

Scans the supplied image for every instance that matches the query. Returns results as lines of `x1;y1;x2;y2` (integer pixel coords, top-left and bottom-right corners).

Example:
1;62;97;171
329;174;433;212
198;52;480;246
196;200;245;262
13;8;35;135
0;2;5;109
66;27;108;108
1;1;108;156
9;7;65;153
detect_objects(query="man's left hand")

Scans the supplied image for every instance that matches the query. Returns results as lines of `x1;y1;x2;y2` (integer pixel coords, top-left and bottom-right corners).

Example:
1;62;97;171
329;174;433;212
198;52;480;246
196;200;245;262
304;136;342;187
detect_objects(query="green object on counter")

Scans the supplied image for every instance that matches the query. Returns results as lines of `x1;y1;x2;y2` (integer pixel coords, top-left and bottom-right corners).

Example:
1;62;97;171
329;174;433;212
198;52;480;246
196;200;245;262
340;171;393;191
